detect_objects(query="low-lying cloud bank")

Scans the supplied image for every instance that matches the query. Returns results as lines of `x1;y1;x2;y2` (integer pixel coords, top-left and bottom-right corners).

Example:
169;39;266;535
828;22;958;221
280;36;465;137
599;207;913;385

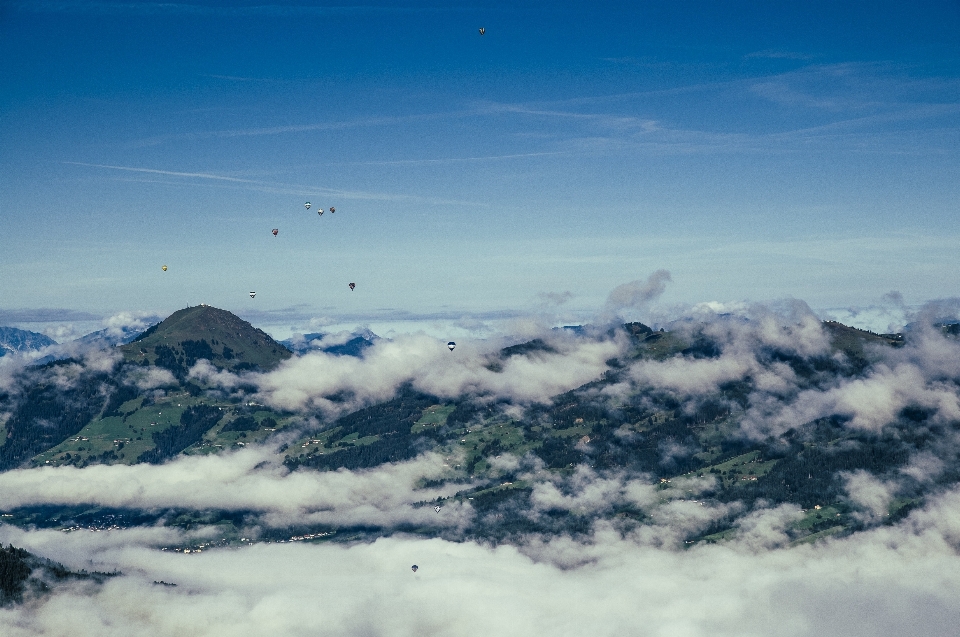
248;331;623;413
0;448;468;531
2;486;960;637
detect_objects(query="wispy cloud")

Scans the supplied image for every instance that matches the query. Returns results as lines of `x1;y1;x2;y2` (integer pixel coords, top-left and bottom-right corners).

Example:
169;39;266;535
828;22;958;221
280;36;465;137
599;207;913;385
64;162;256;184
350;151;570;166
745;49;816;61
131;109;479;147
63;162;487;206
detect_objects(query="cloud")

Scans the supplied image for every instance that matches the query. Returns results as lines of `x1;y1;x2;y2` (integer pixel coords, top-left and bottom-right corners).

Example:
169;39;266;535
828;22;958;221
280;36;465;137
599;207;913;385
188;359;244;390
67;162;485;207
536;291;573;308
843;470;898;524
744;49;815;60
731;504;805;551
102;311;155;337
5;489;960;637
253;332;621;413
601;270;671;322
125;366;177;391
629;353;754;395
0;449;468;532
741;361;960;438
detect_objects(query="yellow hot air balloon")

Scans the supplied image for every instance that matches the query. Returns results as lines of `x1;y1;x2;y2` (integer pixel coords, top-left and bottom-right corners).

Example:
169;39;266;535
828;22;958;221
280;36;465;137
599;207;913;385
162;265;168;271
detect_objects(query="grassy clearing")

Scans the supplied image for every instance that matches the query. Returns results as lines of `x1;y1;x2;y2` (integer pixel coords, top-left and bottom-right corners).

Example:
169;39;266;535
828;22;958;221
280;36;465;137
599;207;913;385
696;528;738;545
630;331;687;360
33;404;179;466
411;404;455;434
793;505;842;530
455;479;530;503
628;410;676;433
32;393;230;466
692;419;743;463
791;525;845;546
552;424;592;438
449;419;531;475
691;450;779;487
186;409;294;455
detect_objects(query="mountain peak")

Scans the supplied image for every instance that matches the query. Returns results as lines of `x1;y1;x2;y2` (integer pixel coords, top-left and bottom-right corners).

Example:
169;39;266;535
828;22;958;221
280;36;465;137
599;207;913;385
0;326;57;357
120;305;291;374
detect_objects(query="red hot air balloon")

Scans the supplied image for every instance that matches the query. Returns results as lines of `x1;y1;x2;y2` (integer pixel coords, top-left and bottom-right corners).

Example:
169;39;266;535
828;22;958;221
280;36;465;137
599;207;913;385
272;229;279;236
329;207;335;214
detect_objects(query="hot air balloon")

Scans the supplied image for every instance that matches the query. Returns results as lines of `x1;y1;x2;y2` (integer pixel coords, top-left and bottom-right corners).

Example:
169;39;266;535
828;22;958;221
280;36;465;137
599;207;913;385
318;209;324;216
447;342;456;351
479;27;485;35
434;505;442;513
249;291;256;298
272;229;279;236
348;282;356;291
161;265;168;271
329;206;335;214
304;202;311;210
411;565;418;573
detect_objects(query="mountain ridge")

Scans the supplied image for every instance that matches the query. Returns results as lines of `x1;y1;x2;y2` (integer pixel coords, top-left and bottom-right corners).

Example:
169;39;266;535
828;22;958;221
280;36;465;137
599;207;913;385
0;327;57;357
120;305;292;375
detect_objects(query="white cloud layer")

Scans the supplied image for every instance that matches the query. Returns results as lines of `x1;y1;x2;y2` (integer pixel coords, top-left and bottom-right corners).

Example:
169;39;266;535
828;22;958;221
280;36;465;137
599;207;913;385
0;449;467;531
253;332;622;413
3;487;960;637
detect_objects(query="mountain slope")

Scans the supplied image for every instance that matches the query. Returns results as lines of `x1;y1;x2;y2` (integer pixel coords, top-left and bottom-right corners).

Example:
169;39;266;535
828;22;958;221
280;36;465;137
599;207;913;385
120;305;291;375
0;327;57;357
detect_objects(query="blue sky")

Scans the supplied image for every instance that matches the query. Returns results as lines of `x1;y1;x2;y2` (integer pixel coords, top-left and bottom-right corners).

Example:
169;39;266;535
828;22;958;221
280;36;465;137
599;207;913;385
2;1;959;337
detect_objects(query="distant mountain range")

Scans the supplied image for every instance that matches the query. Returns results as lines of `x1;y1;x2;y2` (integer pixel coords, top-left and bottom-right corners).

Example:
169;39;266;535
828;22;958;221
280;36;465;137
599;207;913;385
75;325;144;348
280;330;377;357
1;304;957;553
0;327;57;357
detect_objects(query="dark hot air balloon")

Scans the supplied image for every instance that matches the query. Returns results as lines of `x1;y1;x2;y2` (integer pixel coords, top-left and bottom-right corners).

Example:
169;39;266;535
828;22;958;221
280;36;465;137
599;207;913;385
479;27;485;35
348;282;356;291
272;229;279;236
411;565;418;572
447;342;456;351
329;207;335;214
249;291;256;298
